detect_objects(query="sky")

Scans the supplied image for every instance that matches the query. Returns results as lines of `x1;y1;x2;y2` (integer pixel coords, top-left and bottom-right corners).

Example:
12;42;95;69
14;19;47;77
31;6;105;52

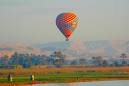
0;0;129;44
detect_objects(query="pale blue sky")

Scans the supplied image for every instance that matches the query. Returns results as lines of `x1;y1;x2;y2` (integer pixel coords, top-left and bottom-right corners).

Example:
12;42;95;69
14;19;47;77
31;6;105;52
0;0;129;44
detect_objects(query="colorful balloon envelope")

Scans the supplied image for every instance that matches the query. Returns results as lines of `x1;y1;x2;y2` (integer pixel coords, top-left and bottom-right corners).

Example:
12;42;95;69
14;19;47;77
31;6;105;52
56;12;78;41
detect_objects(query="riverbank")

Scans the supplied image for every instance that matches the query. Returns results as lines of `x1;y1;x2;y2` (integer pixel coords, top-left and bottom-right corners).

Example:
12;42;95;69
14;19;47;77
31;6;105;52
0;67;129;86
0;78;129;86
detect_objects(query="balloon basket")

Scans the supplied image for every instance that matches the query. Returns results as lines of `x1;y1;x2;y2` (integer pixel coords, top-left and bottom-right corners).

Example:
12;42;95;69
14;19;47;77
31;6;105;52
66;39;69;41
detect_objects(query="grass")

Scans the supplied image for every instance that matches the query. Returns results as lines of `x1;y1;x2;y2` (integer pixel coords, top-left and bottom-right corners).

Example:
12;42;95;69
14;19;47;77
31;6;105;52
0;71;129;83
0;67;129;83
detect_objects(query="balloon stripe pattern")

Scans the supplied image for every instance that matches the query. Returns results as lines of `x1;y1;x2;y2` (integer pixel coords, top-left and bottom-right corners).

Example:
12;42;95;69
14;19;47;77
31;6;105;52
56;12;78;41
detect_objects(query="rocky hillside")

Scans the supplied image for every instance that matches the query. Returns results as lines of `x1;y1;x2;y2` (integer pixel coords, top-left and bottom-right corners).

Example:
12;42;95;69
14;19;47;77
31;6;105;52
0;40;129;59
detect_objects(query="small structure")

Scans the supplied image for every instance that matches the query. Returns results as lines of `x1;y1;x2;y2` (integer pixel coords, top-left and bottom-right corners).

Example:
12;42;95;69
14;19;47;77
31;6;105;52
7;73;13;82
30;74;35;81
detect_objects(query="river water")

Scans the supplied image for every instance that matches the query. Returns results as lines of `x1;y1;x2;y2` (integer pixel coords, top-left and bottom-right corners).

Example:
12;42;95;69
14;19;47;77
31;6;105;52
33;80;129;86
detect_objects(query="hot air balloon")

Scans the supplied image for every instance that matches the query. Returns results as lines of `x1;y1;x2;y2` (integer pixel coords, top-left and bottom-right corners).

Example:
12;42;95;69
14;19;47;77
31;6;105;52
56;12;78;41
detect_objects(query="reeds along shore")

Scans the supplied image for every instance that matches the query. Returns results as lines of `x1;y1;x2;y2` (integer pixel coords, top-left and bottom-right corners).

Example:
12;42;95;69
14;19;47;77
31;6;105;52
0;66;129;84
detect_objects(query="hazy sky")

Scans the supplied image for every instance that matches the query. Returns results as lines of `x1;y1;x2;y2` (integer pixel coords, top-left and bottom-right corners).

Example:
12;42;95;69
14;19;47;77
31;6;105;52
0;0;129;44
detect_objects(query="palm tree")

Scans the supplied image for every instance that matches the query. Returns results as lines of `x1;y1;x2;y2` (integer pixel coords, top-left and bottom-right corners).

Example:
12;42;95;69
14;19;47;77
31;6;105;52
102;60;108;67
53;51;65;67
120;53;127;66
92;56;103;67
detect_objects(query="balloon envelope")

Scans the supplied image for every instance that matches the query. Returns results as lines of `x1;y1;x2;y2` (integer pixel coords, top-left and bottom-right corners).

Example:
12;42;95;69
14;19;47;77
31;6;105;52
56;12;78;41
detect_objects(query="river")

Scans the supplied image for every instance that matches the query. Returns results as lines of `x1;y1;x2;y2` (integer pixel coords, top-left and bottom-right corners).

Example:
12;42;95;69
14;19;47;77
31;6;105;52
33;80;129;86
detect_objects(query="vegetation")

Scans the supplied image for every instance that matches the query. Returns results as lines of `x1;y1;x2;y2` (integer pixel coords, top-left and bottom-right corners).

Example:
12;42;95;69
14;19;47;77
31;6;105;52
0;51;129;69
0;67;129;83
0;51;129;84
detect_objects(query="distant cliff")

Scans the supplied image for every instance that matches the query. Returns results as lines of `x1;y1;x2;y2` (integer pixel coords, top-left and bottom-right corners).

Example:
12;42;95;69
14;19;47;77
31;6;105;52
0;40;129;59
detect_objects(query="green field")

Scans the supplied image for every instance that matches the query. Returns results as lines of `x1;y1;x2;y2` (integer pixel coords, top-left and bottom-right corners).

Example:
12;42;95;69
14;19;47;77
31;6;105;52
0;70;129;83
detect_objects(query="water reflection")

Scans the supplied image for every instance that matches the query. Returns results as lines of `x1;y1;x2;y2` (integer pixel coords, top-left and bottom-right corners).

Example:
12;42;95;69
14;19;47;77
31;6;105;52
33;80;129;86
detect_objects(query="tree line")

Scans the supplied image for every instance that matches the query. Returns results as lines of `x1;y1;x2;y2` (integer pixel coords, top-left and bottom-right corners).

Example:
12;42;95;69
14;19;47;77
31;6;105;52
0;51;129;68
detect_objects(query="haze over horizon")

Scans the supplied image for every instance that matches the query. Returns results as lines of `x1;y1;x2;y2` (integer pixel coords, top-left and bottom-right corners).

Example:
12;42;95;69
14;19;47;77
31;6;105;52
0;0;129;44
